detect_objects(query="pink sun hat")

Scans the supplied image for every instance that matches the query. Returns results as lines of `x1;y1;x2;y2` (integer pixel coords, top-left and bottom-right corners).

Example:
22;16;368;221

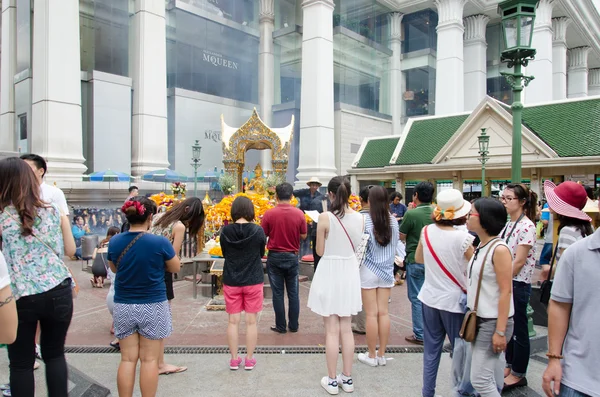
543;180;592;222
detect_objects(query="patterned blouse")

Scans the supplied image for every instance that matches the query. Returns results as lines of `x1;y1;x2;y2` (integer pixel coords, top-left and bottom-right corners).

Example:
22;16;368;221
0;204;70;299
500;216;537;284
150;213;179;244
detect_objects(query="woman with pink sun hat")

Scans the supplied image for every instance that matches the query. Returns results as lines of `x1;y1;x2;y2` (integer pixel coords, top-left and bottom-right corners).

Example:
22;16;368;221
540;180;593;281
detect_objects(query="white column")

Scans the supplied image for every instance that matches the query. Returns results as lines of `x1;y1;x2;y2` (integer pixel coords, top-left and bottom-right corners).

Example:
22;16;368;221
295;0;337;187
589;68;600;96
567;46;591;98
389;12;403;135
259;0;274;172
463;14;489;111
31;0;86;180
350;175;359;194
524;0;554;104
434;0;467;115
552;17;570;100
0;0;17;152
130;0;169;176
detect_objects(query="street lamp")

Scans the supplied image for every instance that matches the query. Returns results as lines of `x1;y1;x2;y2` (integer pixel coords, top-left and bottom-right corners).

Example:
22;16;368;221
499;0;538;184
477;128;490;197
191;140;202;197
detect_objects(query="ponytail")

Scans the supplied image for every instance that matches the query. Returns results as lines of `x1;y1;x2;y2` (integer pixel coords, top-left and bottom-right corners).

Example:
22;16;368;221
328;176;351;218
506;183;537;221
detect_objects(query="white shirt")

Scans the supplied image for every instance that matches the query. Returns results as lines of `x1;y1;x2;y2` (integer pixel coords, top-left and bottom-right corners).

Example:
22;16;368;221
40;182;69;215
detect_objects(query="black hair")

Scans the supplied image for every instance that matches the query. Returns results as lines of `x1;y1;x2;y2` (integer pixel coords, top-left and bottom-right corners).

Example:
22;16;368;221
231;196;255;222
473;198;508;236
390;191;403;202
153;197;205;238
359;186;371;204
73;215;84;224
20;154;47;177
557;215;594;239
275;182;293;201
433;215;468;227
584;185;594;200
328;176;351;218
128;186;139;193
369;186;392;246
505;183;538;222
414;181;434;204
123;197;156;225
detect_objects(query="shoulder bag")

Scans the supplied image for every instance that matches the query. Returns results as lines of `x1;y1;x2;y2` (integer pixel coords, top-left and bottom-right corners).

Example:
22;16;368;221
459;238;501;342
333;214;370;267
115;232;145;269
539;244;559;305
423;225;466;294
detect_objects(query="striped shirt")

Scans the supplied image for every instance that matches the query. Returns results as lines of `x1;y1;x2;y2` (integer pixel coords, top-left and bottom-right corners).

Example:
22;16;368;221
362;213;399;284
556;226;586;265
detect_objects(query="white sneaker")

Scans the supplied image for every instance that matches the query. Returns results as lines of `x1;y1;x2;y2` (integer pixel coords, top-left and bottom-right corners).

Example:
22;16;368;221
375;350;386;366
357;352;378;367
336;374;354;393
321;376;339;395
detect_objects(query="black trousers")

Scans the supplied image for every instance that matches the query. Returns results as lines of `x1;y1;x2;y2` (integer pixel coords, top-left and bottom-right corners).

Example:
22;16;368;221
8;280;73;397
311;235;322;272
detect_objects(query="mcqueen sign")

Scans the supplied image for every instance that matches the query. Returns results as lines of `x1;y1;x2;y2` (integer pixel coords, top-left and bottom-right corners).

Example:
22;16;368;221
203;50;239;70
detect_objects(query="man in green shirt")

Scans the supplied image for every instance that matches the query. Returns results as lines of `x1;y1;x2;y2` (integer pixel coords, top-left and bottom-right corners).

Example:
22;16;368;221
400;181;434;345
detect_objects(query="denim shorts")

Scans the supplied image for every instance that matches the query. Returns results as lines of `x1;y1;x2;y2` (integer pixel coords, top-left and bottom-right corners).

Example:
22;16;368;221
113;300;172;340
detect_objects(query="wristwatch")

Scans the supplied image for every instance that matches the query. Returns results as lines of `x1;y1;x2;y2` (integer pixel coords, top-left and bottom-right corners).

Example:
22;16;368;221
495;330;506;337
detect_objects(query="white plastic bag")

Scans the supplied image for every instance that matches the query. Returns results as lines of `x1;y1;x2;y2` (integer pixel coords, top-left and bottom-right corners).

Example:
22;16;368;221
451;338;479;397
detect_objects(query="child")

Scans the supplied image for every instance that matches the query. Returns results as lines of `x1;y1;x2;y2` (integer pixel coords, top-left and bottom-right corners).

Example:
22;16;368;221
90;227;120;288
220;196;266;371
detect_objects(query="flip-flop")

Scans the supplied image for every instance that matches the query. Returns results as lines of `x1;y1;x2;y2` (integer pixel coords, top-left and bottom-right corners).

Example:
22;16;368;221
2;389;10;397
109;342;120;351
159;366;188;376
0;384;9;391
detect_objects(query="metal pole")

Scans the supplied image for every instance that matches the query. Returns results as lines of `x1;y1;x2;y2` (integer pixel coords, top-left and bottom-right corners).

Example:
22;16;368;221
194;167;198;198
481;163;486;197
511;62;523;184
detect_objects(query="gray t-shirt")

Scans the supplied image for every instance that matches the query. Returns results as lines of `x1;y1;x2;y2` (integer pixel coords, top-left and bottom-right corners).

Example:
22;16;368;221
551;230;600;396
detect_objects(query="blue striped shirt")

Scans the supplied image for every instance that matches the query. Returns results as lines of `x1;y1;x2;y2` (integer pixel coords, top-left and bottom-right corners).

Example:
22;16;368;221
363;213;399;284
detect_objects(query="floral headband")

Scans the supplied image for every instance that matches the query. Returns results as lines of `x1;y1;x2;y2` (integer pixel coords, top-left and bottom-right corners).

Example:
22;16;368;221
122;200;146;216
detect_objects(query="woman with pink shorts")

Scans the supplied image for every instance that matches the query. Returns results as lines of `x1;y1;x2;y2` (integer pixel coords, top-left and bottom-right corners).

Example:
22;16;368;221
221;196;267;371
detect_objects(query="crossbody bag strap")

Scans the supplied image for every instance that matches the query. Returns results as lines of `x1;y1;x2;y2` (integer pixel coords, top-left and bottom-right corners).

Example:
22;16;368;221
501;213;525;245
333;214;355;252
116;233;145;269
473;239;501;312
423;225;467;294
546;244;560;282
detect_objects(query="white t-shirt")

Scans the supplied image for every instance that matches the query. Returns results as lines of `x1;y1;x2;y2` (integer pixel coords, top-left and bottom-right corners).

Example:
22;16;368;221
418;225;474;313
0;251;11;290
41;182;69;215
500;217;537;284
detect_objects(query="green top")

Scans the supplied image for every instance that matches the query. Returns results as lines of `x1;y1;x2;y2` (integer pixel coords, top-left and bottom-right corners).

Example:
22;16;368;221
399;203;434;264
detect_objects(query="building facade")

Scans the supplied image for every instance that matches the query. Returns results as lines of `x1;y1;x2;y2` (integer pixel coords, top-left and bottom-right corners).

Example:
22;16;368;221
0;0;599;186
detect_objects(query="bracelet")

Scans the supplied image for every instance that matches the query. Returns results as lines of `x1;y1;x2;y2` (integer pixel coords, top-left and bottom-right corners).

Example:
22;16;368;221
546;353;564;360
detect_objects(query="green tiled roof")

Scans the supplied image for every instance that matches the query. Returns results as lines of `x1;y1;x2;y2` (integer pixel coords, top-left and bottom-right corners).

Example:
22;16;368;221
394;115;469;165
356;137;400;168
522;99;600;157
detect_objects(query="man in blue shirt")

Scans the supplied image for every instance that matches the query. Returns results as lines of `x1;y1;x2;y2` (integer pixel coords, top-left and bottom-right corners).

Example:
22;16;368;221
389;192;408;225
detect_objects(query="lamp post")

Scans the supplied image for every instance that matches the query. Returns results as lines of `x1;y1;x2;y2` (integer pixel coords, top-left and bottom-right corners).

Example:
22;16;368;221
477;128;490;197
498;0;538;184
191;140;202;197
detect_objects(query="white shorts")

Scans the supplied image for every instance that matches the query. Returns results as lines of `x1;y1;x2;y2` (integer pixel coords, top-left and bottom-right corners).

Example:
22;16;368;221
360;266;394;289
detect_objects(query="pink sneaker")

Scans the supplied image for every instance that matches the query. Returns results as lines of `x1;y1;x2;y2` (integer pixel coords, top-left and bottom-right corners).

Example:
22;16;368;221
244;357;256;370
229;357;242;370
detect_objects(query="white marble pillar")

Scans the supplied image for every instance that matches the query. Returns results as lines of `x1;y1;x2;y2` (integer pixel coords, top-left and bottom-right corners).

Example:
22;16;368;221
434;0;467;115
552;17;569;100
395;176;405;197
389;12;403;135
567;46;591;98
524;0;554;104
350;175;359;194
463;14;489;111
31;0;86;180
295;0;337;187
0;0;17;151
589;68;600;96
259;0;274;172
130;0;169;176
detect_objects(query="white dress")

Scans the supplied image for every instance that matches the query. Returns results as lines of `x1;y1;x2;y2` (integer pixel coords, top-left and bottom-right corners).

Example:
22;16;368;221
307;211;364;317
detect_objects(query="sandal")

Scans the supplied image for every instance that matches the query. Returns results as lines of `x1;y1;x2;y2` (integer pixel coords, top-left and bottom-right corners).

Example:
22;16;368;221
159;366;188;376
110;341;120;351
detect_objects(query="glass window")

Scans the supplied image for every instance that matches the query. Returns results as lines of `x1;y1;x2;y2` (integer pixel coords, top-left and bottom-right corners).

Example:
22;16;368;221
487;77;513;104
178;0;257;28
486;24;513;105
79;0;130;76
167;8;259;103
403;10;438;53
405;67;436;117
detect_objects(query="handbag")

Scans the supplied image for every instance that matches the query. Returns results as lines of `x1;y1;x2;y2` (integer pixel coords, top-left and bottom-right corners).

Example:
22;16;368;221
423;225;467;294
333;214;370;267
539;244;559;305
459;238;501;342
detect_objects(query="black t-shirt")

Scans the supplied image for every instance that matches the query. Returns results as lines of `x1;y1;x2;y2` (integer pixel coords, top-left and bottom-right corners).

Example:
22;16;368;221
220;223;266;287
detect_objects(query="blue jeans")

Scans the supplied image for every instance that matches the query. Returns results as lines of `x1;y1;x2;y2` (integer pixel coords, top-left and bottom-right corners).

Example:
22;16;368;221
560;384;591;397
506;280;531;377
407;262;425;340
422;304;464;397
539;243;553;265
267;252;300;331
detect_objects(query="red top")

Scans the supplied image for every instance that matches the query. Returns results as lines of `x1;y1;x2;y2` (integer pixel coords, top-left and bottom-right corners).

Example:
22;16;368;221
261;204;307;252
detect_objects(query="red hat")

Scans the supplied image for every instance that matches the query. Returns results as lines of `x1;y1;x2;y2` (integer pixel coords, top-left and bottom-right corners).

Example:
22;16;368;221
543;180;591;221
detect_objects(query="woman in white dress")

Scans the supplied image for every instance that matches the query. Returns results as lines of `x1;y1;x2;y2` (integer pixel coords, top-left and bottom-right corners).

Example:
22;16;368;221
308;176;364;395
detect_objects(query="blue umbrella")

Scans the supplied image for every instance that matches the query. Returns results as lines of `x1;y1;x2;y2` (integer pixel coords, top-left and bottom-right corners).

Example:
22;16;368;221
142;169;189;183
86;170;133;182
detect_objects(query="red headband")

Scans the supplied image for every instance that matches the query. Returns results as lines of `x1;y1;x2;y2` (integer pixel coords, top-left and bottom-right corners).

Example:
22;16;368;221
122;200;146;216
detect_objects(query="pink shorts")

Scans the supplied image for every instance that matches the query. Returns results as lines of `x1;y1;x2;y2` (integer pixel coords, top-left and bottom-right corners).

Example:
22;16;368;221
223;283;264;314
